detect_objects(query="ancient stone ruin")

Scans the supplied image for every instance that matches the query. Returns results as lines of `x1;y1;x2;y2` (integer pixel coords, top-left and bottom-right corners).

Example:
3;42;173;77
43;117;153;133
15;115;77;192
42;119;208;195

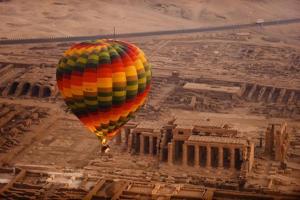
0;63;58;99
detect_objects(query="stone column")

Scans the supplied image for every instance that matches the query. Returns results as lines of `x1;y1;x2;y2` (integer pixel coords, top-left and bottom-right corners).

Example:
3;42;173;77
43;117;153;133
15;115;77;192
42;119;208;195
194;145;200;168
267;87;276;103
247;84;257;100
168;142;173;165
242;146;247;161
257;87;266;101
183;143;188;166
206;145;211;168
277;89;286;103
265;127;271;154
287;91;295;104
275;130;282;161
230;147;235;169
124;128;130;145
140;134;144;155
160;132;166;161
15;82;24;96
218;146;223;168
239;83;247;97
159;141;164;161
127;133;133;153
115;130;122;144
149;136;154;155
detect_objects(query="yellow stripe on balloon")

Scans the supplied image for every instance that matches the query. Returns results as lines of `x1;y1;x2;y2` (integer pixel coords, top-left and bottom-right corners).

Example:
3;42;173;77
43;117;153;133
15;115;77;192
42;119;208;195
125;65;137;76
77;57;87;64
98;96;112;101
138;53;147;63
134;60;144;70
75;102;85;108
127;85;138;91
84;100;98;105
67;59;76;67
113;91;126;97
138;78;146;84
112;72;126;82
97;78;113;88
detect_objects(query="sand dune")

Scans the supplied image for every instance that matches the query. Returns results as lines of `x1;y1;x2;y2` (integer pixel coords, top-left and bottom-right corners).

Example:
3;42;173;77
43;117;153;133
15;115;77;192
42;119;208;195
0;0;299;38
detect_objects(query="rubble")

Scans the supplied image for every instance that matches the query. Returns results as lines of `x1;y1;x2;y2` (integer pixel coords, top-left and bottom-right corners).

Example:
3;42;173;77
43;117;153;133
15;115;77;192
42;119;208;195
0;103;47;154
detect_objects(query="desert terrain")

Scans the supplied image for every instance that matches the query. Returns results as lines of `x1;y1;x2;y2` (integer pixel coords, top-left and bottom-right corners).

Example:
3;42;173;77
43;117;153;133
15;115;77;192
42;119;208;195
1;0;300;38
0;0;300;199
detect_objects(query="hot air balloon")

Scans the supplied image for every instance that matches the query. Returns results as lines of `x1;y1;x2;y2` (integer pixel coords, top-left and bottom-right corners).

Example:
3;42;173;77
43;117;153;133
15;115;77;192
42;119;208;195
56;39;152;151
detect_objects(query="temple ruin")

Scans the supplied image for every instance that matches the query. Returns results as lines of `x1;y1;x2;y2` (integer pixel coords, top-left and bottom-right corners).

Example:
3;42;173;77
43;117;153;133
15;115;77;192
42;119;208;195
265;122;290;163
240;83;300;104
122;119;254;176
0;64;58;99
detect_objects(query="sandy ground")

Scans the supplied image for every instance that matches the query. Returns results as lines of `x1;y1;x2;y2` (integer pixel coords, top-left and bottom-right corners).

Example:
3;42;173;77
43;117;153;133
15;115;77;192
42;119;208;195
0;1;300;198
0;0;300;38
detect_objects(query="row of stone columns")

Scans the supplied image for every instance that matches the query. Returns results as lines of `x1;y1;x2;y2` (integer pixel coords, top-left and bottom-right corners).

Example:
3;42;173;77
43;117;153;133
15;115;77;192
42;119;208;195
114;128;131;149
139;134;156;155
169;142;238;170
2;82;54;98
240;83;296;104
124;130;157;155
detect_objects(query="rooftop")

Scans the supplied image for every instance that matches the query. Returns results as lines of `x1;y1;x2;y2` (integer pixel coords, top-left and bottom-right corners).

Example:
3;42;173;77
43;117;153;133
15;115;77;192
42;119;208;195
135;120;165;132
175;118;224;129
183;83;240;94
187;135;248;145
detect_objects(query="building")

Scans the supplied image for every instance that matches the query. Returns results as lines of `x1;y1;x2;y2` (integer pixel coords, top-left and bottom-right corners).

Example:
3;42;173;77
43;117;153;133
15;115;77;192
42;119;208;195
1;65;57;99
121;119;254;175
265;122;289;163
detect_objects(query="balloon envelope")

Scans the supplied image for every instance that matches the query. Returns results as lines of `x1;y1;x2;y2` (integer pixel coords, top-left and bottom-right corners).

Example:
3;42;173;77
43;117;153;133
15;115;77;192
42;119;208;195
56;39;151;144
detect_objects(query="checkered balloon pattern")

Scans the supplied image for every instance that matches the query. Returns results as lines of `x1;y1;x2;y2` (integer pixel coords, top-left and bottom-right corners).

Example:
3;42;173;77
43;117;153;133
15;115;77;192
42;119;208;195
56;39;152;144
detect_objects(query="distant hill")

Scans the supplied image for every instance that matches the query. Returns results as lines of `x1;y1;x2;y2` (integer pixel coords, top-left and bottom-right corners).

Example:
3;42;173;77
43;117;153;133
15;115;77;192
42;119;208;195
0;0;299;38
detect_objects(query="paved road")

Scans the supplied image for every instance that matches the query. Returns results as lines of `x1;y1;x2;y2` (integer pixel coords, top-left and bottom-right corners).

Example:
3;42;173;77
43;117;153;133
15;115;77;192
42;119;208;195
0;18;300;45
